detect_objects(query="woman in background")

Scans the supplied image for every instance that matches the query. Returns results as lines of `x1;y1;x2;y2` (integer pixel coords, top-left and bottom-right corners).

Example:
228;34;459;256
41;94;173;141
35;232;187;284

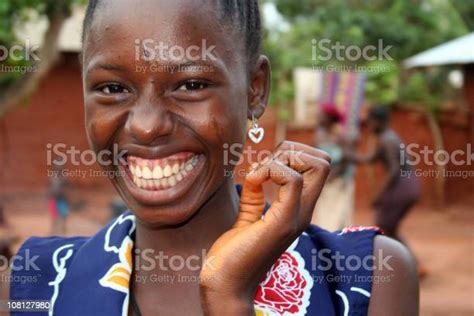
348;106;425;277
312;104;355;231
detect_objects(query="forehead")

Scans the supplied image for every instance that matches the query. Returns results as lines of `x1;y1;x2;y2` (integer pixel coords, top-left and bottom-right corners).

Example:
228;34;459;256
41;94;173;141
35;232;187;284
83;0;244;67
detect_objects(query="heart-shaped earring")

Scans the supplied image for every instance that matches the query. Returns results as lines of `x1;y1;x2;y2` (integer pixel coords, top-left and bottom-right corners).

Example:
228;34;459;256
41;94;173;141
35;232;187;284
248;114;264;144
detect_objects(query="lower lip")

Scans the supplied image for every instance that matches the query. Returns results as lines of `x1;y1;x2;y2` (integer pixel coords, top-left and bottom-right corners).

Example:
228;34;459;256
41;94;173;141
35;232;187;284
118;154;206;206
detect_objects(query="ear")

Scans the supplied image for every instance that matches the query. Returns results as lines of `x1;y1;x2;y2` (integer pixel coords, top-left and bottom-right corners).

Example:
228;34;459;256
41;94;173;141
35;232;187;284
247;55;271;120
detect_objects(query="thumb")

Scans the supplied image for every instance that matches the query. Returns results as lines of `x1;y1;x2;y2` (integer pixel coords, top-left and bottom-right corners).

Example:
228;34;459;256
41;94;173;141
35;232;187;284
234;166;267;228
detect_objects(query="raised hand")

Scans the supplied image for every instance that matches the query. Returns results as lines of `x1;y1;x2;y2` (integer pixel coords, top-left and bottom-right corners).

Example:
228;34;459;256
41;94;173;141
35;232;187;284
200;141;331;315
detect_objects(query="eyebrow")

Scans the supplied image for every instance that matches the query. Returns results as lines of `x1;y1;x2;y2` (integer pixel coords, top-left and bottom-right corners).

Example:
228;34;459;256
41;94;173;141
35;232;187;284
86;58;226;75
86;63;128;75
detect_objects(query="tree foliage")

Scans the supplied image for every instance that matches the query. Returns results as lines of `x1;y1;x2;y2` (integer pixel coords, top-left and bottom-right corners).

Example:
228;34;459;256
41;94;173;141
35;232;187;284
0;0;83;116
264;0;471;107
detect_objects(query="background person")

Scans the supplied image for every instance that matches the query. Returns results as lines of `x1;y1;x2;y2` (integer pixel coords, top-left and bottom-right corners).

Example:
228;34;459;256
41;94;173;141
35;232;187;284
47;164;70;235
312;103;356;231
347;106;425;277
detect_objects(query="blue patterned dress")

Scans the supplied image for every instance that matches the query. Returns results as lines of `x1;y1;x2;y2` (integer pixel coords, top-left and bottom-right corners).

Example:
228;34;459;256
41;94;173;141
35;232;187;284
11;193;381;315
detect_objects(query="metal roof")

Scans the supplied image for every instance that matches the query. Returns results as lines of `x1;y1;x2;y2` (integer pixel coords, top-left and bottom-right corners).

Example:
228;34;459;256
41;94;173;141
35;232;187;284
404;33;474;68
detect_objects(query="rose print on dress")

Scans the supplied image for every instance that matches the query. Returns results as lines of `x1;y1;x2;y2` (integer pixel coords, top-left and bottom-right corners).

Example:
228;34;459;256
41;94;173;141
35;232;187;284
254;239;313;315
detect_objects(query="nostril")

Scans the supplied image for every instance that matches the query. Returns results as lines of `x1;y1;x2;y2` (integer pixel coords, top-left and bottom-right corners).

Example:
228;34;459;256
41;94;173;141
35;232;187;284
125;106;174;145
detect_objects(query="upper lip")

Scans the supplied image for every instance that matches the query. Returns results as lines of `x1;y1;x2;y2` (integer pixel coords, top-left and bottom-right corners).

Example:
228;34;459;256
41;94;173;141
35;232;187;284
119;144;202;162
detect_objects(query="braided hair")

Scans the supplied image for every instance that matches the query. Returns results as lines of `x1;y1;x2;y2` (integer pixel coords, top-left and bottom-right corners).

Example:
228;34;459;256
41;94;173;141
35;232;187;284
81;0;262;66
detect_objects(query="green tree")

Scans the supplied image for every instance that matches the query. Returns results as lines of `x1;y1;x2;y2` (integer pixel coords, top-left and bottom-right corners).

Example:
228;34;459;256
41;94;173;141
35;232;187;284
264;0;469;105
264;0;472;206
0;0;83;116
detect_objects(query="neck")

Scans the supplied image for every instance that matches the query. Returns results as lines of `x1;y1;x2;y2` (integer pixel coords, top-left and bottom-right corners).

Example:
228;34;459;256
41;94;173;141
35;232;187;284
134;178;239;256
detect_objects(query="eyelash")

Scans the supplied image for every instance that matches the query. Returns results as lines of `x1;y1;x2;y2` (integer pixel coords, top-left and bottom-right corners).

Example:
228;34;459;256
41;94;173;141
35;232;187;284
176;80;209;92
96;83;130;95
94;80;210;96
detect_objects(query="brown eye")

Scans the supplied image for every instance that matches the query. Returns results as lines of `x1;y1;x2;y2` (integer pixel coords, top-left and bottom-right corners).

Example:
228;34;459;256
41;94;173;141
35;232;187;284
178;81;208;91
99;84;130;94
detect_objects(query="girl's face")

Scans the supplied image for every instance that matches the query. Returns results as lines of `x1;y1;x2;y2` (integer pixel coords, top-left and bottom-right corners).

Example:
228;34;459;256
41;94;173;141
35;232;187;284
82;0;269;226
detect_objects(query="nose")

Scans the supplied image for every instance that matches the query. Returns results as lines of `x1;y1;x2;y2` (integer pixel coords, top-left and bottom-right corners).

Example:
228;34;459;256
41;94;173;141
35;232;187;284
125;98;174;145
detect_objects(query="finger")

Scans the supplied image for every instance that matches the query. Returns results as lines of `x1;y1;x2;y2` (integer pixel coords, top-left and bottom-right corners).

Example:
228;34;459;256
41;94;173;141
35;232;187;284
274;150;330;227
235;167;266;228
245;160;303;236
275;150;330;194
274;140;331;163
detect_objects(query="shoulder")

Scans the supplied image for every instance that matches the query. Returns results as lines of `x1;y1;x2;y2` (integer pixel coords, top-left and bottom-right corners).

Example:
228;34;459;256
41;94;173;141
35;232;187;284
368;235;419;316
305;225;383;251
13;235;89;266
9;236;89;300
9;212;136;303
297;225;385;315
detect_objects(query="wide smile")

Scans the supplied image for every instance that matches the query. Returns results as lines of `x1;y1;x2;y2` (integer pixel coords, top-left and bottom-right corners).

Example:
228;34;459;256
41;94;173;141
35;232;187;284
118;151;206;205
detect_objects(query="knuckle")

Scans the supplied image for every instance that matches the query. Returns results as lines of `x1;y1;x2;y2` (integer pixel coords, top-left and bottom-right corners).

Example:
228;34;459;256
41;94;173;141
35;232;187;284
307;158;331;176
317;150;332;163
317;158;332;171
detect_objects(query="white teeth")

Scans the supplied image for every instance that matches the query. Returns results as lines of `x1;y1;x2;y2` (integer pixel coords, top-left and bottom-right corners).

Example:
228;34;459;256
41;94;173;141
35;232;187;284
153;166;163;179
185;163;193;172
130;155;200;189
142;167;152;179
172;163;180;175
163;165;172;177
136;166;143;178
168;175;177;187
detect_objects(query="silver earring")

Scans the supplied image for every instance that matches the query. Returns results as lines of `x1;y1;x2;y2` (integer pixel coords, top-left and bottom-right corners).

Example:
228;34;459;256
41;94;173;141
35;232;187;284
248;114;264;144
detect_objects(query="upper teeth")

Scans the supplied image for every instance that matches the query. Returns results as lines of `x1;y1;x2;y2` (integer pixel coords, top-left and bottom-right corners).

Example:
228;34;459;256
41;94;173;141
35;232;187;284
128;155;199;190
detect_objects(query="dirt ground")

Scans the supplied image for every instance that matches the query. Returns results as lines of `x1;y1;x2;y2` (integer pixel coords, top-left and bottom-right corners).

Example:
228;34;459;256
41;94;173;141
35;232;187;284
2;189;473;316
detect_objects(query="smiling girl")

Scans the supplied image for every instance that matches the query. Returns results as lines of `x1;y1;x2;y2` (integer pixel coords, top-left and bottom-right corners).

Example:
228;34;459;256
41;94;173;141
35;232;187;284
8;1;418;315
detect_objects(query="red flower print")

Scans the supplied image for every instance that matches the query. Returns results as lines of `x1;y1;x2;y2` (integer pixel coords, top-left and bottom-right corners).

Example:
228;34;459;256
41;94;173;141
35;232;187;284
254;250;313;315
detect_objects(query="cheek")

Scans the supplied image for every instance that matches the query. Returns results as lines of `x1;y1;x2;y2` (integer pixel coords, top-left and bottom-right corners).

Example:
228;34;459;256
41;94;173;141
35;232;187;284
207;96;247;151
85;104;128;152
